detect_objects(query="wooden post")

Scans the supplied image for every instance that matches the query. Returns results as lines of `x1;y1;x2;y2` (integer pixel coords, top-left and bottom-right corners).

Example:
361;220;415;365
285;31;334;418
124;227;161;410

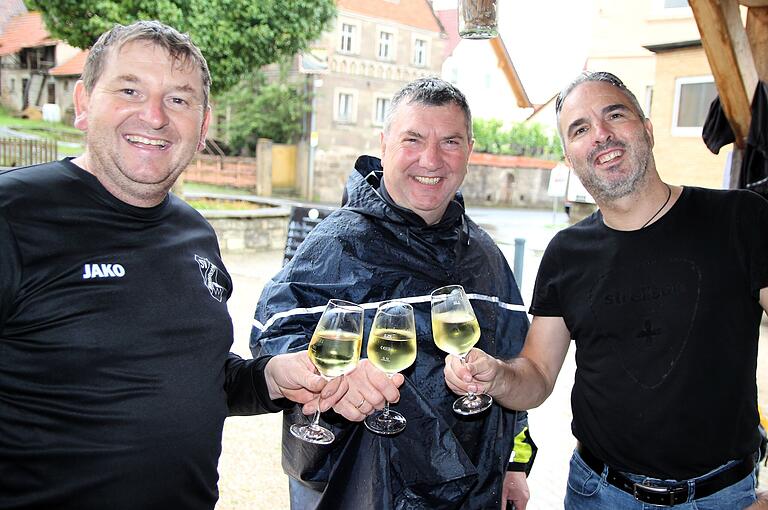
689;0;757;147
746;6;768;80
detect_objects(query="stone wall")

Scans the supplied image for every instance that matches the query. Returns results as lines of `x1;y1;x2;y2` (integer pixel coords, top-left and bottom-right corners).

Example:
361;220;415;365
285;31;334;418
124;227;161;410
312;146;359;204
463;165;553;208
204;210;290;252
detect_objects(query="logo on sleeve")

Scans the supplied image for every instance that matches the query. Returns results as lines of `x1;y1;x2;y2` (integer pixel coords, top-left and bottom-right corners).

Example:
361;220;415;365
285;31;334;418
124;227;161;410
82;263;126;279
194;254;227;302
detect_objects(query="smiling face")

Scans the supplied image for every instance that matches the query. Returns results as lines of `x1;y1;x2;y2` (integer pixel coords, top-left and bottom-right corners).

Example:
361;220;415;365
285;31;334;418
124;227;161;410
73;40;210;207
558;80;655;203
380;102;473;225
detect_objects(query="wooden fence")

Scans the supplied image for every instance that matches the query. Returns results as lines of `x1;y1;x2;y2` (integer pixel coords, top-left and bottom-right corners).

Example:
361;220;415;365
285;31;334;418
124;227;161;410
0;137;57;167
185;154;259;188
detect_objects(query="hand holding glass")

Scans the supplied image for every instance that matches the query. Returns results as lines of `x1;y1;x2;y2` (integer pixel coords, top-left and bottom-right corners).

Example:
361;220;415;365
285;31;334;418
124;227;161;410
364;301;417;435
291;299;363;444
430;285;492;415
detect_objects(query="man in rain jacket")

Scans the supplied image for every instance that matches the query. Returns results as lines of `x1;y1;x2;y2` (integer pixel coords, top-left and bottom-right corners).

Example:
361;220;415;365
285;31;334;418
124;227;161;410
251;77;534;509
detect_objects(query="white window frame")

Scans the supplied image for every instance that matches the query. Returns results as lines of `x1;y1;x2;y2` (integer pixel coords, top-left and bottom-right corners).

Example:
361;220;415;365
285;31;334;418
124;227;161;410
644;85;653;118
377;26;397;61
412;36;429;67
338;20;361;54
334;88;358;124
373;95;390;126
671;75;716;137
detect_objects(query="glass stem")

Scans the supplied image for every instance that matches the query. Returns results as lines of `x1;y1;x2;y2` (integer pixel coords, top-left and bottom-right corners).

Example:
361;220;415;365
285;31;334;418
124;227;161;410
382;373;394;417
460;355;477;401
309;395;322;428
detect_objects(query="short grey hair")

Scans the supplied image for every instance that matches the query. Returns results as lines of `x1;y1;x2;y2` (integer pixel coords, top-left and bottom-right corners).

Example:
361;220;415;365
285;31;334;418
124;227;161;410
384;77;473;139
82;20;211;110
555;71;645;137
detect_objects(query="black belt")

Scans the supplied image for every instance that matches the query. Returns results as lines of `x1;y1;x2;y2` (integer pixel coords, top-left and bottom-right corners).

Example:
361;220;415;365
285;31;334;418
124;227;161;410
576;443;755;507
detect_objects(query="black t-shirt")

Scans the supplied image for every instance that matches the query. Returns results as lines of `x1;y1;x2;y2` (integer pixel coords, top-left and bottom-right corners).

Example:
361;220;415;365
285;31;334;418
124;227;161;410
0;159;278;509
530;186;768;479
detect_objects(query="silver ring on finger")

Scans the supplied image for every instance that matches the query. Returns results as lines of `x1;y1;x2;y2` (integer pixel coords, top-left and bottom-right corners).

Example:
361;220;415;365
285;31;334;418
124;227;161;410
355;398;366;409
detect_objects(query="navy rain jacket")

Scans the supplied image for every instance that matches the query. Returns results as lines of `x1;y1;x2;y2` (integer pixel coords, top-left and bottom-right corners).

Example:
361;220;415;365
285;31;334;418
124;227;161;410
251;156;530;509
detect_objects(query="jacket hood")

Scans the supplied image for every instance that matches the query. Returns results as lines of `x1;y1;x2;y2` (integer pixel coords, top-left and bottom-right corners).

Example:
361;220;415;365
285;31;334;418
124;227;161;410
345;155;468;236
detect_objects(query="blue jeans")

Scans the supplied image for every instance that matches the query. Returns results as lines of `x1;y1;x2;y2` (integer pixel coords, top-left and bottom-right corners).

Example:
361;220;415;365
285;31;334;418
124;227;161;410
564;449;757;509
289;477;323;510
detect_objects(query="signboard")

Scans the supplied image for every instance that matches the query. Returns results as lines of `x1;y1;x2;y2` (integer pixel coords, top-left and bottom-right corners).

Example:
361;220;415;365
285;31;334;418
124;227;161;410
547;162;570;198
283;205;335;266
566;168;596;204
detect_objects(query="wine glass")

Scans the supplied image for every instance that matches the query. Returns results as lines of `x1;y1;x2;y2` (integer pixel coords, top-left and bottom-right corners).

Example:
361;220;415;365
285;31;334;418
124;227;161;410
291;299;363;444
364;300;417;435
430;285;492;415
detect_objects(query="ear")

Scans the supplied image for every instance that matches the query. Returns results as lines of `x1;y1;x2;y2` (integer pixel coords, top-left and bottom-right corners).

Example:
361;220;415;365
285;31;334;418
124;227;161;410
643;117;655;148
197;105;212;152
379;131;386;158
73;80;89;131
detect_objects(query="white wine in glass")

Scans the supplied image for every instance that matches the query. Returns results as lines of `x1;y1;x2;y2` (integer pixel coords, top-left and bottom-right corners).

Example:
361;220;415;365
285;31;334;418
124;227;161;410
291;299;363;445
430;285;493;415
364;301;417;435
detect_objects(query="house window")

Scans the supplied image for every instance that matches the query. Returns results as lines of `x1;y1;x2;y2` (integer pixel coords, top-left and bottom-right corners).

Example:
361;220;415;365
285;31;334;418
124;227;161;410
644;85;653;118
413;38;428;66
378;31;394;60
672;76;717;136
374;97;390;126
340;23;356;53
47;83;55;104
334;90;357;123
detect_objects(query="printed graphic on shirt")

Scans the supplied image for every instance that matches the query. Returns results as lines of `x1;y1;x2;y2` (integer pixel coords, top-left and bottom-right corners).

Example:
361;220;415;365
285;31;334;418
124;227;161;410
588;258;701;389
82;263;126;279
194;254;227;302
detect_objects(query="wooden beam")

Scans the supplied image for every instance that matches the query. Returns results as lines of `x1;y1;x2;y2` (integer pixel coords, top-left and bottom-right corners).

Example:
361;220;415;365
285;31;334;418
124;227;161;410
739;1;768;7
489;37;532;108
746;6;768;80
690;0;758;147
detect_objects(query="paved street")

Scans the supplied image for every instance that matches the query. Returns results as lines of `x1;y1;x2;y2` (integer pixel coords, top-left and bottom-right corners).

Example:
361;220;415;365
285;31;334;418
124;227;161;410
215;207;768;509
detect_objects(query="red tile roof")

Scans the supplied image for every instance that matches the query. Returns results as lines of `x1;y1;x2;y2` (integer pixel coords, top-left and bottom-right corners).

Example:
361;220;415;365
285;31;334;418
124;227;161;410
337;0;441;32
435;9;460;58
470;152;558;170
0;12;55;56
50;49;88;76
0;0;27;33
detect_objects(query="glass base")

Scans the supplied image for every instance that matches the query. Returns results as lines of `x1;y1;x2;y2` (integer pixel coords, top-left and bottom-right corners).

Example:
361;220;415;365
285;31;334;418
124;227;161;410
364;409;406;435
459;27;498;39
453;392;493;415
290;423;335;445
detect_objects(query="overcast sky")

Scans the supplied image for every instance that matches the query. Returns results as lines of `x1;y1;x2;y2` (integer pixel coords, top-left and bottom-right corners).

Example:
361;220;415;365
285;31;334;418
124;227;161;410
431;0;597;103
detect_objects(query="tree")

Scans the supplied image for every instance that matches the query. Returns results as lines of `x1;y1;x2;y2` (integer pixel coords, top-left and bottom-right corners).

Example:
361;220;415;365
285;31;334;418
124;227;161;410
27;0;336;95
219;66;311;154
472;118;563;160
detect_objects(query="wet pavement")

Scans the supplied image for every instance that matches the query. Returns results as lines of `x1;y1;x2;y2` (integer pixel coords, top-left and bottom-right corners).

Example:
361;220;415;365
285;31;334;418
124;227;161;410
215;207;768;509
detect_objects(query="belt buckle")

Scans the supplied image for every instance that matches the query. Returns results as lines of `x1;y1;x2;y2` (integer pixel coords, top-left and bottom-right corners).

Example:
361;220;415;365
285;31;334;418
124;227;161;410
633;482;677;507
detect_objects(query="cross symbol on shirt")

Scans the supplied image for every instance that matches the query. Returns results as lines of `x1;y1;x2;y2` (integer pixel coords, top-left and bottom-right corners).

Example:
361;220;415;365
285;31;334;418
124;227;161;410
637;320;662;346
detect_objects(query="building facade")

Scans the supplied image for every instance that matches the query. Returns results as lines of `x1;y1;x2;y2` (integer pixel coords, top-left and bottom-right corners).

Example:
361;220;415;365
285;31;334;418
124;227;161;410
303;0;446;203
0;11;80;120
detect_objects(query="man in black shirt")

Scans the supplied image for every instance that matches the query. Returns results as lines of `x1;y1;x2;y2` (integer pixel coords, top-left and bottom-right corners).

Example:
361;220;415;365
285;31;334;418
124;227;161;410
0;21;342;510
445;71;768;509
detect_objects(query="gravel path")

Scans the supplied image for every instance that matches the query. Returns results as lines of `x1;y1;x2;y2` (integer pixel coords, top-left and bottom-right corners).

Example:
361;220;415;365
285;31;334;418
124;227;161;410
216;251;288;509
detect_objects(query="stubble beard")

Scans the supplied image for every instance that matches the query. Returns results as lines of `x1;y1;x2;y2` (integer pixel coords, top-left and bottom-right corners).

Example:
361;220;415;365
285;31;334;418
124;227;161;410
572;134;653;204
85;130;191;205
